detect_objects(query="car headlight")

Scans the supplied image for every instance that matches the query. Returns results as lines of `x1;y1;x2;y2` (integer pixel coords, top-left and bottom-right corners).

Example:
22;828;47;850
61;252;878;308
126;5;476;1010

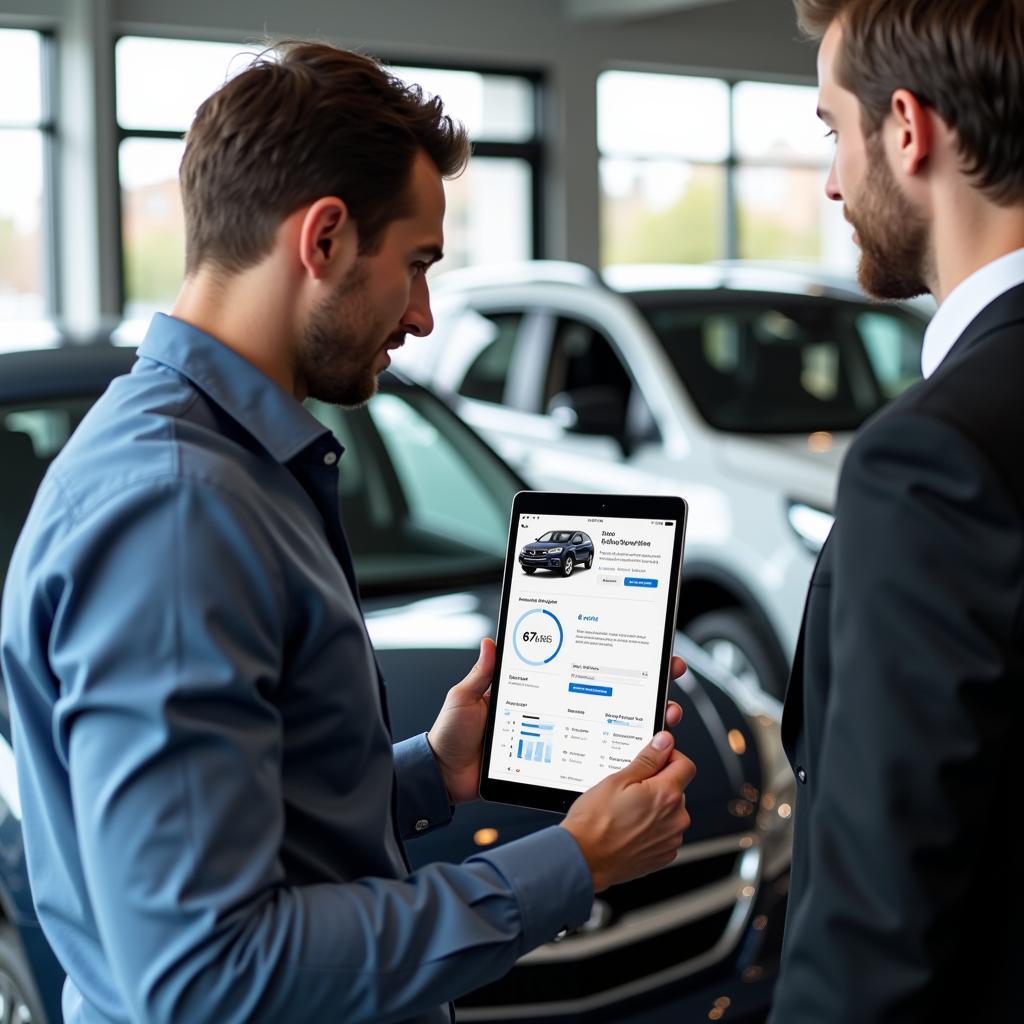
548;547;562;554
786;500;834;554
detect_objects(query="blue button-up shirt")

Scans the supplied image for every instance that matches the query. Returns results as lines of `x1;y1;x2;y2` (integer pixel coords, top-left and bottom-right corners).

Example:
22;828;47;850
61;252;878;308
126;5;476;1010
1;314;593;1024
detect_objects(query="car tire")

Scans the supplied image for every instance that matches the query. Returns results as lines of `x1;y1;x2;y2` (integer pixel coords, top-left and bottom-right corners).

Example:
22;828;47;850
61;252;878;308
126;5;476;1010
687;609;786;699
523;567;537;575
584;553;593;569
0;922;48;1024
563;557;574;577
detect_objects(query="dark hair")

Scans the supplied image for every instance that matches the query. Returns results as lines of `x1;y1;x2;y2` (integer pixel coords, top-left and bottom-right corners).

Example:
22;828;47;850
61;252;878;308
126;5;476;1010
793;0;1024;204
180;41;470;275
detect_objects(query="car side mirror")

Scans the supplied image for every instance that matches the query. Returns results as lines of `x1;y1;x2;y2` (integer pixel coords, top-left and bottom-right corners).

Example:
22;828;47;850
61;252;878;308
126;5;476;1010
547;387;624;437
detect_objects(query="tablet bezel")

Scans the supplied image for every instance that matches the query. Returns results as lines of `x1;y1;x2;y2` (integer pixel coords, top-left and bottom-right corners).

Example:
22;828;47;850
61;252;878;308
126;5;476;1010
478;490;688;815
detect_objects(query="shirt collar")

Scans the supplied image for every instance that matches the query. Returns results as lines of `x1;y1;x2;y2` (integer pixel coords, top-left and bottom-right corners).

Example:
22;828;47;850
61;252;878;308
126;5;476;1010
137;313;334;464
921;247;1024;378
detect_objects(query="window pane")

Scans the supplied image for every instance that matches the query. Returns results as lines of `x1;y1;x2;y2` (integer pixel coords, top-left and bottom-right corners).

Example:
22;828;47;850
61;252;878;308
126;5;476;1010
636;297;908;433
601;158;725;265
120;138;186;321
0;29;42;125
854;310;925;398
734;81;829;163
737;165;830;263
459;313;523;404
0;131;45;322
441;157;532;271
1;396;94;593
305;390;517;588
116;36;249;131
598;71;729;161
392;66;534;142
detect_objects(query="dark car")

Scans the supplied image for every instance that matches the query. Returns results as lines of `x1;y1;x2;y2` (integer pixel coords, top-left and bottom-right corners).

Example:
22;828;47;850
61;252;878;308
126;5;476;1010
519;529;595;576
0;341;793;1024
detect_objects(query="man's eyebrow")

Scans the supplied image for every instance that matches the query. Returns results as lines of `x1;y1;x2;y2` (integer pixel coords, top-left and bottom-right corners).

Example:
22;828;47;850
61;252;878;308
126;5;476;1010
817;106;834;123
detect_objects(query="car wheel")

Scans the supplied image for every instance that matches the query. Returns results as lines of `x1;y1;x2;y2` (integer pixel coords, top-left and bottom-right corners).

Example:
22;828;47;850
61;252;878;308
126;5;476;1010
563;557;574;577
584;553;593;569
687;610;786;699
523;567;537;575
0;923;48;1024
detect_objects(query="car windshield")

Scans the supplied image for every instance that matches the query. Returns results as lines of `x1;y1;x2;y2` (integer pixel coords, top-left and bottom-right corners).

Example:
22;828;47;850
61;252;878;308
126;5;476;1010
1;380;520;598
633;295;927;434
537;532;573;543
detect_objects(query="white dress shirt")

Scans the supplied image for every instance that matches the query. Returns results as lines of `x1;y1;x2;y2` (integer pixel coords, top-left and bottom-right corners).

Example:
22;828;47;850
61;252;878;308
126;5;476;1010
921;246;1024;378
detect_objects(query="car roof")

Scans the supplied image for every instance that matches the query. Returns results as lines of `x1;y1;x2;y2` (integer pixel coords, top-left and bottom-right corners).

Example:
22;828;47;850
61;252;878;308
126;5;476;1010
431;258;935;319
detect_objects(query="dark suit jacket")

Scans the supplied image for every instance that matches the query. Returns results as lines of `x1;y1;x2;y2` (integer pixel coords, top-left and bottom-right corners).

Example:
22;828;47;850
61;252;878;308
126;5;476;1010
768;283;1024;1022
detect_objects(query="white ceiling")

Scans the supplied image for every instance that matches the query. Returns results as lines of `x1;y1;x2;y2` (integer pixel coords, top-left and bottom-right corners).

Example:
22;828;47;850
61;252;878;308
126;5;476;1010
565;0;739;21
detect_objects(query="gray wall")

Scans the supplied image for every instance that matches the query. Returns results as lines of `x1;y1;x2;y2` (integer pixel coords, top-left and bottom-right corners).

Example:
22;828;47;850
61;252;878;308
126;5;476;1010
1;0;816;331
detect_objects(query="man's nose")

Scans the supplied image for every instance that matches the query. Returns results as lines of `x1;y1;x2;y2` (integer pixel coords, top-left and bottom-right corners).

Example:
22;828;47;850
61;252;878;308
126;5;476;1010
825;159;842;202
402;278;434;338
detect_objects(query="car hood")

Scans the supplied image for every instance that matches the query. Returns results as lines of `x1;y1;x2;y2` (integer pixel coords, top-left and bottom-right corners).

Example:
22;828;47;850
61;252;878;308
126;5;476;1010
716;431;851;508
522;541;565;550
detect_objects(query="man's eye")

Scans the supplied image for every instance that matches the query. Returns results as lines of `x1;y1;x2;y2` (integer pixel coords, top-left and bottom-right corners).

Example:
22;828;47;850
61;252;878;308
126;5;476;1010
824;129;837;143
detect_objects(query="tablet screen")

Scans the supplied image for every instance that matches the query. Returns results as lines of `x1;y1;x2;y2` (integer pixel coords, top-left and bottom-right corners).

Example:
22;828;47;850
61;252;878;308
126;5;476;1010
485;509;680;795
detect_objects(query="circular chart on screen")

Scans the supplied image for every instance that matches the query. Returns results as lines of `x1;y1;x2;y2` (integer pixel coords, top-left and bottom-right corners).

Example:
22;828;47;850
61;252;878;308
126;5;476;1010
512;608;564;665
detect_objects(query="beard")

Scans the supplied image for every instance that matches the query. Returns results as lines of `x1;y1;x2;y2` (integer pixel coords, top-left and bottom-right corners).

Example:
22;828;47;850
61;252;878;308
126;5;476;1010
298;260;396;408
849;133;932;300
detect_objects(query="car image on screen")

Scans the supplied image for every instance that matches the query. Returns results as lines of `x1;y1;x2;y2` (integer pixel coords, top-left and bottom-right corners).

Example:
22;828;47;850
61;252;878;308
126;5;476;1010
519;529;594;576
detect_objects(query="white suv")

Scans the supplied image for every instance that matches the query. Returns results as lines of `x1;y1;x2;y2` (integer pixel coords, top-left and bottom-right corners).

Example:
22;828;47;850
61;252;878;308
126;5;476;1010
396;261;929;697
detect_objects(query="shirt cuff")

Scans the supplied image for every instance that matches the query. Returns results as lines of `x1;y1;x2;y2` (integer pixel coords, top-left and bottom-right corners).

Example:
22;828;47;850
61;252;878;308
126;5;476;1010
472;825;595;952
393;732;454;840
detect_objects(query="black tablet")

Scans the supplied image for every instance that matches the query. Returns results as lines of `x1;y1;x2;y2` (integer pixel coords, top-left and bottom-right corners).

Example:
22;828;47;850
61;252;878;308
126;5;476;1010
479;491;688;814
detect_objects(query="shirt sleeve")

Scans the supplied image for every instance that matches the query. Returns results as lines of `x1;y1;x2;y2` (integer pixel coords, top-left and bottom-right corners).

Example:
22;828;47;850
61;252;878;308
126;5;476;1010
393;733;454;839
49;477;594;1024
769;411;1019;1022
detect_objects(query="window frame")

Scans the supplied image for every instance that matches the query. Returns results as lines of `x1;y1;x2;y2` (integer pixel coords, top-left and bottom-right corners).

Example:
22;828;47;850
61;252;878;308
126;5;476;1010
112;35;546;316
598;69;827;264
0;27;60;321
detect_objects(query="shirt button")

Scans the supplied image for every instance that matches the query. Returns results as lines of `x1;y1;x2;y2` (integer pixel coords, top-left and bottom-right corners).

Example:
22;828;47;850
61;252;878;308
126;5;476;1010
323;451;338;466
414;818;430;832
796;767;808;785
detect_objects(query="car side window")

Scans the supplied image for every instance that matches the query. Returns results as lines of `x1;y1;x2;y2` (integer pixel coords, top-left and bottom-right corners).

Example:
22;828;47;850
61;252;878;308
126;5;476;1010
571;533;582;543
1;399;92;596
307;388;519;589
543;316;658;444
457;311;524;404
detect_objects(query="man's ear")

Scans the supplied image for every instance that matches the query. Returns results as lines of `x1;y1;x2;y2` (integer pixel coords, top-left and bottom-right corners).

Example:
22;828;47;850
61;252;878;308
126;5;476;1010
297;197;357;281
889;88;933;177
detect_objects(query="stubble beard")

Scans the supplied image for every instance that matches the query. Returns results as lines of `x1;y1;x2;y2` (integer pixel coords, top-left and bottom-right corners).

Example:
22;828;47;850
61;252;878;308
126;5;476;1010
299;260;389;409
850;133;933;301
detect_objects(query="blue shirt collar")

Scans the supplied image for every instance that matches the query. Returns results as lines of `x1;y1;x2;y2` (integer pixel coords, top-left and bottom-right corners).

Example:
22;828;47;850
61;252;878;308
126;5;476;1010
137;313;334;464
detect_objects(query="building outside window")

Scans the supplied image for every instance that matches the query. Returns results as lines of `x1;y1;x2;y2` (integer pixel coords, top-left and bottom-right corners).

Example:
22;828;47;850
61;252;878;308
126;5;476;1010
0;27;54;346
115;36;542;327
598;69;855;273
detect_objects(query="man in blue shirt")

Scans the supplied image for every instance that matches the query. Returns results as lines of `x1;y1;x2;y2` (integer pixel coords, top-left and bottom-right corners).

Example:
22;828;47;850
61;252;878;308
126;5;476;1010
0;42;696;1023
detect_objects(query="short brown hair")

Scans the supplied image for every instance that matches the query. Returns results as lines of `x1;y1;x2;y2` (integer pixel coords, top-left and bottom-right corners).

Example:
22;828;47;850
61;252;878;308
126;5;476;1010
794;0;1024;204
180;41;470;275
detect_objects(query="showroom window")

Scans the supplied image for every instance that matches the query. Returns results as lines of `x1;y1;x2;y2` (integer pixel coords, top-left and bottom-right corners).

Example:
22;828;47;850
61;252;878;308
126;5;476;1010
0;28;55;339
598;70;854;272
114;36;542;326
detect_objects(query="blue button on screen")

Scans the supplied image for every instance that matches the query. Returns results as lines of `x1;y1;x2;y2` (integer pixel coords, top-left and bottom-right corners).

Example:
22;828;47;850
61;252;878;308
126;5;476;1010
624;577;658;588
568;683;613;697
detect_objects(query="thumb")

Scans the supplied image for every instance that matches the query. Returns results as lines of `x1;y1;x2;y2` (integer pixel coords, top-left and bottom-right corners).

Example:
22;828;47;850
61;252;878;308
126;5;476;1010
454;638;496;699
614;730;675;784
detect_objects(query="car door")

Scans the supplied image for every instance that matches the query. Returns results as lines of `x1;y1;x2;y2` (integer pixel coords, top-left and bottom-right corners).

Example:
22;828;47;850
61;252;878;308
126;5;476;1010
443;301;665;494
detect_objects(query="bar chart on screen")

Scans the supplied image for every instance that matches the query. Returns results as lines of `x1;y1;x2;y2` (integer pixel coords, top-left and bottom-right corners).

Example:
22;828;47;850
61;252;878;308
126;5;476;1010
516;715;555;764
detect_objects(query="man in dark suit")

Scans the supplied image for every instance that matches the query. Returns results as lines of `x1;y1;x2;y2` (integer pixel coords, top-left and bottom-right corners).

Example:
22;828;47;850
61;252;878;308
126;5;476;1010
770;2;1023;1020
